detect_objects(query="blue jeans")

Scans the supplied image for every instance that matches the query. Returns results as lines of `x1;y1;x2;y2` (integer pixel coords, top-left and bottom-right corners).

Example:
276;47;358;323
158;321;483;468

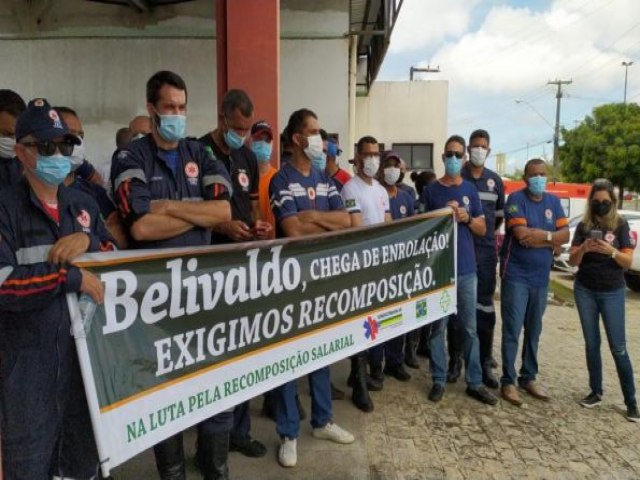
274;366;332;439
500;280;547;386
429;273;483;388
574;281;637;407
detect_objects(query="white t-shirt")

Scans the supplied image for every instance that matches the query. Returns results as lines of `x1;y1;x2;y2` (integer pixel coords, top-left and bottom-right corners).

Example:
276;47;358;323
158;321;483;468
340;175;390;226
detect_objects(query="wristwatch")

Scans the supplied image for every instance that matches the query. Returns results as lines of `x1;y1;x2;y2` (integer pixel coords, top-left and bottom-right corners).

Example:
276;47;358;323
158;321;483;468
611;250;617;259
546;231;552;243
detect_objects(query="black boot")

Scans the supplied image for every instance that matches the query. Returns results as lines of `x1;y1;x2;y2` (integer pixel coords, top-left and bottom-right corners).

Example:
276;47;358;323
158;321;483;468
404;330;420;369
368;363;384;391
351;355;374;412
446;319;463;384
198;431;230;480
478;323;499;389
153;434;186;480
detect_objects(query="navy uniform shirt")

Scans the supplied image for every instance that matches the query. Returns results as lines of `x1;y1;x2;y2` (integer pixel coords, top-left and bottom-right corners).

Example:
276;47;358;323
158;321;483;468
389;188;415;220
420;179;484;276
111;135;232;250
462;163;504;249
69;176;116;221
0;156;22;191
269;162;344;237
199;133;259;244
0;179;115;349
500;189;568;287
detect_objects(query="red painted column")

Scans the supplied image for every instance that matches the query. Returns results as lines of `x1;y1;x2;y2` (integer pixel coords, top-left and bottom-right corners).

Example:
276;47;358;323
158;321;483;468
216;0;280;166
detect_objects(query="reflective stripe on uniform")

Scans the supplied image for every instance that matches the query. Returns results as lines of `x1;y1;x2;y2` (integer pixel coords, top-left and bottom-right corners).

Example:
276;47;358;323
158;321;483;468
495;209;504;218
476;303;495;313
182;197;204;202
0;265;14;285
478;191;498;203
114;168;147;191
202;174;233;195
16;244;52;265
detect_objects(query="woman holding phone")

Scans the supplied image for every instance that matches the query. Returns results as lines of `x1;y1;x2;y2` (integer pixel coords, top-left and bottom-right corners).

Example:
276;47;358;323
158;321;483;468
569;178;639;421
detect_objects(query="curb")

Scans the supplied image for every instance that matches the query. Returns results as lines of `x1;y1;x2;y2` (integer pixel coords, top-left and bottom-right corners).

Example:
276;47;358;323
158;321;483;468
549;278;575;306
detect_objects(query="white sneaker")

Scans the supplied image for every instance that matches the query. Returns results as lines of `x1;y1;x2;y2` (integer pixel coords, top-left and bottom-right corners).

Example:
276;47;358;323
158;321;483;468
278;437;297;467
311;422;355;444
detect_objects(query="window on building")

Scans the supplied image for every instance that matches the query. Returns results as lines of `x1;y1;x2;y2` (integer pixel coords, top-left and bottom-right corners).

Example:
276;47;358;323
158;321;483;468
392;143;433;170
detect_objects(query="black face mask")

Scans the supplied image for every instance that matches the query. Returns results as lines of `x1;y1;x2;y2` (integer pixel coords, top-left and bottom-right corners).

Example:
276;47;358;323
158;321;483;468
591;200;612;217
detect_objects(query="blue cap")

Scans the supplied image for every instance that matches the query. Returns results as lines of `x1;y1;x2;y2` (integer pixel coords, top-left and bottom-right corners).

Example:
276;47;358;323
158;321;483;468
15;98;80;144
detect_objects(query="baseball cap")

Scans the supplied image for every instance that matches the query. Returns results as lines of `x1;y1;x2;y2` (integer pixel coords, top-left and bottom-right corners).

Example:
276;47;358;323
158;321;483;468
382;150;401;164
15;98;80;145
250;120;273;141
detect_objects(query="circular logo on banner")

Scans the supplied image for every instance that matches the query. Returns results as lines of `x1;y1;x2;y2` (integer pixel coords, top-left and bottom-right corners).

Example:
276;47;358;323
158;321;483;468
400;205;407;216
307;187;316;200
238;172;250;189
185;161;199;178
76;209;91;228
487;179;495;190
545;209;553;219
605;231;615;244
462;196;470;205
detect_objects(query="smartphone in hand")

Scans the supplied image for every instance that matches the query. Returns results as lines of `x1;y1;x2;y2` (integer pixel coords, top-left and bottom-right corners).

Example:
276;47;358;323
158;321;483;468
589;230;603;241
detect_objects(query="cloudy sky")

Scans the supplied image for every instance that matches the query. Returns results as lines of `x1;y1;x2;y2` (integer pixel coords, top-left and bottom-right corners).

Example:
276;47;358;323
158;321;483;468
379;0;640;173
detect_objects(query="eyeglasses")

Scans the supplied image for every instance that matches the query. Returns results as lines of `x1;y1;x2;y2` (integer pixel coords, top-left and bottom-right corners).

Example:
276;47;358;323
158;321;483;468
445;151;464;159
20;140;74;156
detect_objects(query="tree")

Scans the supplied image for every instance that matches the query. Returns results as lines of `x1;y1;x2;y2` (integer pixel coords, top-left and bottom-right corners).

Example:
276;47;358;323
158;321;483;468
560;103;640;207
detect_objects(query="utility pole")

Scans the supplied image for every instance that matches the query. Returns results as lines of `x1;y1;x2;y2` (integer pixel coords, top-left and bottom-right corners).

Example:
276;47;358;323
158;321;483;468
547;79;572;183
622;61;633;104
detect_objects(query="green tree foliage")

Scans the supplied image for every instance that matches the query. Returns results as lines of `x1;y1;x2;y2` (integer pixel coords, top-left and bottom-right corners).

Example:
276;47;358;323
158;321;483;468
560;103;640;206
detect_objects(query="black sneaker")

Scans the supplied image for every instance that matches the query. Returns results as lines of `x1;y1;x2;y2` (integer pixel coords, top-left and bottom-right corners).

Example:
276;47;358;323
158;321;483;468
626;405;640;423
466;386;498;406
384;364;412;381
229;435;267;458
579;392;602;409
428;383;444;403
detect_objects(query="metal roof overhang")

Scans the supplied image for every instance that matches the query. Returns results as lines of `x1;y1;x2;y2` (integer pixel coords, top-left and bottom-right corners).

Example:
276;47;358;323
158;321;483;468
350;0;403;94
87;0;194;13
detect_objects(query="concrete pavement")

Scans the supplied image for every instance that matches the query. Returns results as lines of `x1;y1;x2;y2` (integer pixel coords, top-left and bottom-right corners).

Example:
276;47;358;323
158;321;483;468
111;291;640;479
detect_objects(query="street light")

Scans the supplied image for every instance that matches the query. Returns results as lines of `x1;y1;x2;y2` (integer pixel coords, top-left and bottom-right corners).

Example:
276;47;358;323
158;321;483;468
515;99;554;129
622;61;633;104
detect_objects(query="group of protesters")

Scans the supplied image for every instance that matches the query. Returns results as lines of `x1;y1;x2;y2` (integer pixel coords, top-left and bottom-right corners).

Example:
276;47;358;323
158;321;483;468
0;68;638;480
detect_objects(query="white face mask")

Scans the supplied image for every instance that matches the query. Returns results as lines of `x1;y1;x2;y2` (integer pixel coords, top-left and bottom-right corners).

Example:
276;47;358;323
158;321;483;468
362;155;380;178
0;136;16;159
383;166;401;185
303;134;324;161
469;147;488;167
69;139;85;170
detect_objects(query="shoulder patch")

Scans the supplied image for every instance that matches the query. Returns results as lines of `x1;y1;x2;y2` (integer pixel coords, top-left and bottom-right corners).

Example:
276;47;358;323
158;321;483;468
508;204;519;214
345;199;356;208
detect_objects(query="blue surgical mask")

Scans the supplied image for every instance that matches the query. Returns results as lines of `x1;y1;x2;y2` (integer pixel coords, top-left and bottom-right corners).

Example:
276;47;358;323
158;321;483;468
251;140;272;163
445;156;462;176
311;152;327;171
224;128;246;150
35;154;71;185
156;113;186;142
528;175;547;196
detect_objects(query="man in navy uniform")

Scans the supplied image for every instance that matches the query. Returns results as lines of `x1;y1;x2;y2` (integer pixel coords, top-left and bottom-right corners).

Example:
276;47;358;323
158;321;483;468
0;98;115;479
111;70;233;480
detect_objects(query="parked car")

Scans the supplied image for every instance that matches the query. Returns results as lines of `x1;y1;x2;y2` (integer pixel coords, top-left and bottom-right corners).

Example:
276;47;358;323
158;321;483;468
554;210;640;291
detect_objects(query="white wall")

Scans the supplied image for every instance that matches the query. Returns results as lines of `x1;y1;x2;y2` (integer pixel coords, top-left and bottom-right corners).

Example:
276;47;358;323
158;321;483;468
355;81;449;177
0;0;350;174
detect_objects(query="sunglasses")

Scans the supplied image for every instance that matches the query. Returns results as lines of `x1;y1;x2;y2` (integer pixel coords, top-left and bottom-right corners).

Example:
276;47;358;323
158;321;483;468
445;151;464;159
21;140;74;156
